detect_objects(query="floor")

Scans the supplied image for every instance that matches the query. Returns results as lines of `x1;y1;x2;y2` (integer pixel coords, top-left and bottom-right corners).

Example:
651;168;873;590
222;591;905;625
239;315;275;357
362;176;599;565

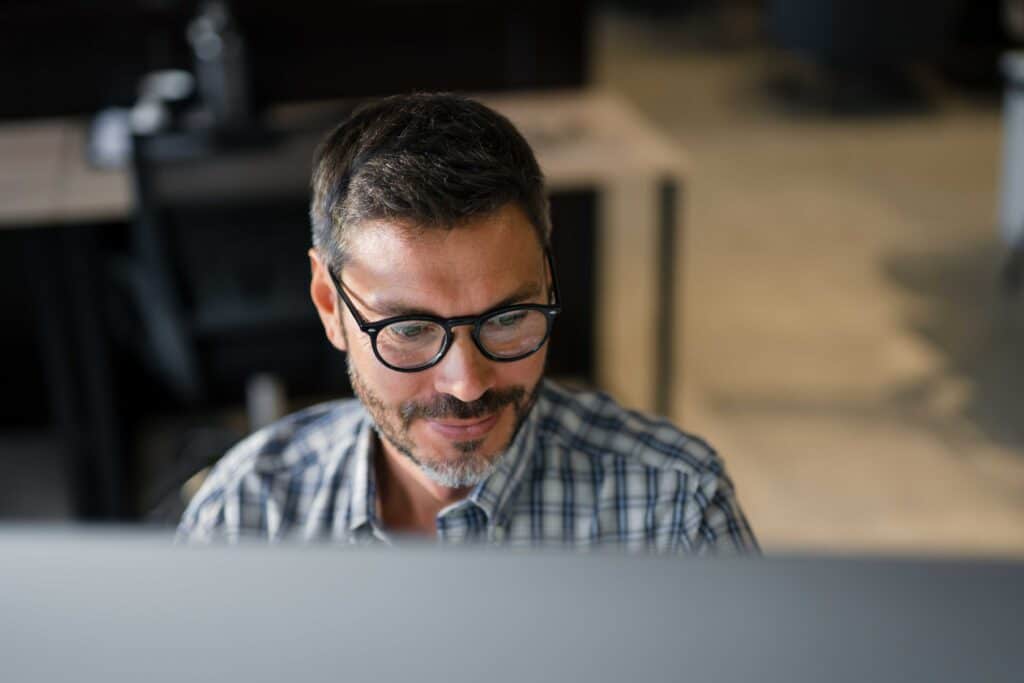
592;11;1024;555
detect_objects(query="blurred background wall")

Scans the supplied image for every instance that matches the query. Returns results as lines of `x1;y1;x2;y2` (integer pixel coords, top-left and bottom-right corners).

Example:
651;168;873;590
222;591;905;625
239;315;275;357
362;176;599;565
1;0;1022;555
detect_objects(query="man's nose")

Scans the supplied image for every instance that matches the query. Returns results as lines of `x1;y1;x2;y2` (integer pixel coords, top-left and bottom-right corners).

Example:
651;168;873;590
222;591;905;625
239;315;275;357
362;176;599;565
432;329;496;403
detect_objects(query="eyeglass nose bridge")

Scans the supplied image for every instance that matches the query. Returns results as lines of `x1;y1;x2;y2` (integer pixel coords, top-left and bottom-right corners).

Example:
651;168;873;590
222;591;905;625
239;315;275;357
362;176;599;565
444;315;487;331
437;315;495;361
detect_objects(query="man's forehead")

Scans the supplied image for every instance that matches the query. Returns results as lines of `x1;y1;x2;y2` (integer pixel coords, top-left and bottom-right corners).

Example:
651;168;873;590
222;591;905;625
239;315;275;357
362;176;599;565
345;219;442;267
345;206;541;273
340;210;545;315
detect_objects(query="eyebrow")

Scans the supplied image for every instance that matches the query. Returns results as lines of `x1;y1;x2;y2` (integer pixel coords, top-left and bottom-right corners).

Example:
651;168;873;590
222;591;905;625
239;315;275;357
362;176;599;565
367;280;544;319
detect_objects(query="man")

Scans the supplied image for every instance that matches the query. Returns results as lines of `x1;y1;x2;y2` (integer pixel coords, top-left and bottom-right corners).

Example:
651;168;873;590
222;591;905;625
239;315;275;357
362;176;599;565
178;93;757;553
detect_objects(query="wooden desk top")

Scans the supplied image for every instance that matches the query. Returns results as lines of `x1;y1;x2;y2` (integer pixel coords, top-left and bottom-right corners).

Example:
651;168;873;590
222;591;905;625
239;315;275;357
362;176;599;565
0;90;686;230
0;118;130;228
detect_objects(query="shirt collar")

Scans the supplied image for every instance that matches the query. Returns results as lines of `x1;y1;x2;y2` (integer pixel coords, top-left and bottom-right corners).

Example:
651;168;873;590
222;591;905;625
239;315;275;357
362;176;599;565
344;413;381;535
460;384;544;527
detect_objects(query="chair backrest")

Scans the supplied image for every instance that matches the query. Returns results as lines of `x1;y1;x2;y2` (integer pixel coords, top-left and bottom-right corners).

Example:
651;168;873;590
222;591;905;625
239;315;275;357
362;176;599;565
127;121;347;405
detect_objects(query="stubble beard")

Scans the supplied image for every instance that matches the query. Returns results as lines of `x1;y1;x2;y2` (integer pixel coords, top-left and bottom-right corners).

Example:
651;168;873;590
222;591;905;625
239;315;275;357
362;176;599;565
346;357;542;488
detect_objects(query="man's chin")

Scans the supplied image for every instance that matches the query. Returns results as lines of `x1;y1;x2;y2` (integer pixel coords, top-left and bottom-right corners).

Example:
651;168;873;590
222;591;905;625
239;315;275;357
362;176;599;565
415;456;500;489
414;433;503;468
407;418;513;483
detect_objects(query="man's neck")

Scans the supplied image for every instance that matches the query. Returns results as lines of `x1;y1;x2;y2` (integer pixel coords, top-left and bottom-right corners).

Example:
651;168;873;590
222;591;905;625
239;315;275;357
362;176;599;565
373;435;473;537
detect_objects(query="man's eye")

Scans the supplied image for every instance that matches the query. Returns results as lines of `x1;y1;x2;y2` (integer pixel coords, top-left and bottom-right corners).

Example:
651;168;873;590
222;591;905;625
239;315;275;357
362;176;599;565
493;311;527;327
390;323;430;339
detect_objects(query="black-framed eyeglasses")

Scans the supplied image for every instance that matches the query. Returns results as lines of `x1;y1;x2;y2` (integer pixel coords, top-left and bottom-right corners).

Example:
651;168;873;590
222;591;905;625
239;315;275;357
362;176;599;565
327;249;562;372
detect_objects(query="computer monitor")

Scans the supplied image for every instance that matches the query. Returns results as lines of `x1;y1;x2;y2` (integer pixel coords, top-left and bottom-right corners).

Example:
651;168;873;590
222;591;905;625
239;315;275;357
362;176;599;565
2;527;1021;683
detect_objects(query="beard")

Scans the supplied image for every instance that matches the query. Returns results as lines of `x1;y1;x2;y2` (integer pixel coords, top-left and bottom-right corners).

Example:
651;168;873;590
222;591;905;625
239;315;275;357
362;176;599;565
347;358;541;488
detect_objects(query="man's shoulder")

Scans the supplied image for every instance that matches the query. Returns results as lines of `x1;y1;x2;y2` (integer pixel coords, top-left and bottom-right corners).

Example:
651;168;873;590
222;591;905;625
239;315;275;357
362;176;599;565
536;380;724;478
180;398;365;524
524;381;757;554
213;398;363;479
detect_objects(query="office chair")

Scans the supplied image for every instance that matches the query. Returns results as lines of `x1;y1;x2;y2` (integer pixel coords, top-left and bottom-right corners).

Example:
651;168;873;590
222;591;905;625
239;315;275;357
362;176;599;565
111;117;351;518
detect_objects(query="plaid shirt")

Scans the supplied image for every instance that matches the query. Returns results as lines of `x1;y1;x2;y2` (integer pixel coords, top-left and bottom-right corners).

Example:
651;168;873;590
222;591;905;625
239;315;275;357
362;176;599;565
177;380;757;553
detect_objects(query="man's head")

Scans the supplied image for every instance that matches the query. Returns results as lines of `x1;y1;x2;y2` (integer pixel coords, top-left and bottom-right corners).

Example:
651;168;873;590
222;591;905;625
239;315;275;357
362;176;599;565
310;93;550;268
307;94;555;489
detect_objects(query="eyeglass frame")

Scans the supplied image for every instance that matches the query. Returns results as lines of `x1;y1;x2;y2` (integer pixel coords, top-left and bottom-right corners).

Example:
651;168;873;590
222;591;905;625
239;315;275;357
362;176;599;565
327;248;562;373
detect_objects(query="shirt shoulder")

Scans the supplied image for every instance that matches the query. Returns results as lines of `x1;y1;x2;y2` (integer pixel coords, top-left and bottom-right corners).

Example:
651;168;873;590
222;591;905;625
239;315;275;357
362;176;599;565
176;399;365;541
536;380;723;478
526;381;757;553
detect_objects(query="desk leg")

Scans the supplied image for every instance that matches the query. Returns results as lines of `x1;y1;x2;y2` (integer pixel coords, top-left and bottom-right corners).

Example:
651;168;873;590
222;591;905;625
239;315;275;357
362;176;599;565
66;229;124;518
26;228;125;519
24;231;81;514
656;179;680;418
599;179;658;413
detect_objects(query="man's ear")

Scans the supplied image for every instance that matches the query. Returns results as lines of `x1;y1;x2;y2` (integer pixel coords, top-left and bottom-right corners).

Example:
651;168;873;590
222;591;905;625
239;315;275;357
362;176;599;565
309;248;347;352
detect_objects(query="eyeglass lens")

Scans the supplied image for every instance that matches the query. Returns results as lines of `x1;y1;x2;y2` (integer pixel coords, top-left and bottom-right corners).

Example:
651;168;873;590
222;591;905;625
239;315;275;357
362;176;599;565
375;309;550;369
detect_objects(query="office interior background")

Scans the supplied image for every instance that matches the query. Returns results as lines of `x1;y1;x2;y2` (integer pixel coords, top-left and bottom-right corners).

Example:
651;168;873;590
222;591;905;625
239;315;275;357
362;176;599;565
1;0;1022;556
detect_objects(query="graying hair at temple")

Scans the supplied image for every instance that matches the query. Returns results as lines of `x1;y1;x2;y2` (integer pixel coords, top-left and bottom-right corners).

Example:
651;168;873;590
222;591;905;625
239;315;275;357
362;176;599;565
309;93;552;269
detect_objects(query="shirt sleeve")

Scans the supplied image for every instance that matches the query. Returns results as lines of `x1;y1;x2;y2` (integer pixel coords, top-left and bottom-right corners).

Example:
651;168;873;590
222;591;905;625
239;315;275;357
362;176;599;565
174;438;268;544
687;467;759;555
175;435;318;544
175;467;236;544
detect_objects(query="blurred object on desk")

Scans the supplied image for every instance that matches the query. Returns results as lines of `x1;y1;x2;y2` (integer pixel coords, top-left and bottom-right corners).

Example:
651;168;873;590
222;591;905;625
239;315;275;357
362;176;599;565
0;0;590;122
767;0;964;114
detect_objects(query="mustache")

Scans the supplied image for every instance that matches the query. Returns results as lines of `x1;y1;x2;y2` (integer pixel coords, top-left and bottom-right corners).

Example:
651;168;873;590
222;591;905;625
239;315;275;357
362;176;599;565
400;386;527;428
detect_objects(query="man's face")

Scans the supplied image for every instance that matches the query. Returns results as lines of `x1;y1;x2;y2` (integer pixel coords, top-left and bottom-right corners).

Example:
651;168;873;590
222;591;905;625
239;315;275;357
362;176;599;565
310;203;550;488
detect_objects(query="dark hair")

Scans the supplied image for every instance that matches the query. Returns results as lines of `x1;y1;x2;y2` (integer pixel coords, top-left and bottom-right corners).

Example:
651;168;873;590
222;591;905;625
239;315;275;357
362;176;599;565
309;93;550;269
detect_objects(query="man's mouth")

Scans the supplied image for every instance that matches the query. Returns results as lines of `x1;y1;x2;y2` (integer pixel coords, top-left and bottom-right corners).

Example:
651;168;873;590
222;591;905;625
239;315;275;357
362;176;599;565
426;411;501;440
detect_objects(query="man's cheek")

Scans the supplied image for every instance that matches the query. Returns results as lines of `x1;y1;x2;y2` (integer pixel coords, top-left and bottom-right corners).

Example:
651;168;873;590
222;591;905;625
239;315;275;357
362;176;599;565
374;371;429;406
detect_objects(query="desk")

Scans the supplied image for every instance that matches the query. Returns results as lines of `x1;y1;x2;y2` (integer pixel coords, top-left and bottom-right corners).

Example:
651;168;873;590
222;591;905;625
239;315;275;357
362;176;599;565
0;118;129;226
1;90;687;414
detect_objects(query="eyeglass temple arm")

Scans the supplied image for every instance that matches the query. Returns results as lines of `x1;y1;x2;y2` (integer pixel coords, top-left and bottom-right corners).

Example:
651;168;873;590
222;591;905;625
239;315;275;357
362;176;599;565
327;265;373;329
545;247;562;307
